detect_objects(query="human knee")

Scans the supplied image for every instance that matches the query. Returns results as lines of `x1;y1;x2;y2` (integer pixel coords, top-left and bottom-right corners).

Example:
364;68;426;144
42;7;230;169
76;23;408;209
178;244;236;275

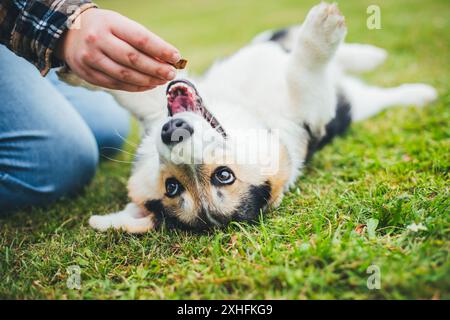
0;126;99;212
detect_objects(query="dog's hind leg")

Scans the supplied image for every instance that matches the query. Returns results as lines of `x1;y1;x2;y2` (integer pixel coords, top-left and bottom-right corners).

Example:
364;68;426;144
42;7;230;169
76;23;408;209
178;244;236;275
286;2;347;137
336;43;387;74
254;26;386;75
89;203;156;234
340;77;438;121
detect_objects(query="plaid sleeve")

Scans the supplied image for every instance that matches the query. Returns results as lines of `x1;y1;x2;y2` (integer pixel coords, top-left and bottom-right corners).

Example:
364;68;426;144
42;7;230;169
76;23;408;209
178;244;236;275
0;0;97;76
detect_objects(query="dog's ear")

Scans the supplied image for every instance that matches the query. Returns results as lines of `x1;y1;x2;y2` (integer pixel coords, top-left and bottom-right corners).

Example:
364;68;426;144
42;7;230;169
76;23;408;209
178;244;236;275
269;190;284;207
267;143;291;208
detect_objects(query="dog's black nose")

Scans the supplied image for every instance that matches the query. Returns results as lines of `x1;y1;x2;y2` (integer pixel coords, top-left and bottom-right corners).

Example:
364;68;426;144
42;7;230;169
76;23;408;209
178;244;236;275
161;118;194;145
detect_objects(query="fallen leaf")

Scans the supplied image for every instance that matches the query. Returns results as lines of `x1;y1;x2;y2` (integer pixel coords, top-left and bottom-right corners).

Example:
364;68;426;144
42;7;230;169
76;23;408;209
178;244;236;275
402;154;412;161
355;224;367;234
229;234;238;246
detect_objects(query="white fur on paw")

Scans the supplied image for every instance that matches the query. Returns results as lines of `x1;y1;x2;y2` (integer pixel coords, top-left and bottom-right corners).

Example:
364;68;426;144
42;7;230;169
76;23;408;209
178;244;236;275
89;215;113;232
363;46;388;70
89;213;155;234
122;216;155;234
302;2;347;46
337;44;388;73
397;84;438;107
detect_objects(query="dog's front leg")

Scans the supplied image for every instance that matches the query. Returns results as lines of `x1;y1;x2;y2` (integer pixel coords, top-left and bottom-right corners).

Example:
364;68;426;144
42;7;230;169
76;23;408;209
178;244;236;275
89;203;156;234
286;2;347;137
57;68;167;130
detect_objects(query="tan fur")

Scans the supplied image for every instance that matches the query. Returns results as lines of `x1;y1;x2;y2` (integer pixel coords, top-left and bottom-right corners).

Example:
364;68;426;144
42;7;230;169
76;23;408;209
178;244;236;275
267;144;291;207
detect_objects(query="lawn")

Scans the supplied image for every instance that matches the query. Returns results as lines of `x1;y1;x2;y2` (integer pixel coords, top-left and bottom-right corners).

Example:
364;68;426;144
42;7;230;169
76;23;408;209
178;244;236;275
0;0;449;299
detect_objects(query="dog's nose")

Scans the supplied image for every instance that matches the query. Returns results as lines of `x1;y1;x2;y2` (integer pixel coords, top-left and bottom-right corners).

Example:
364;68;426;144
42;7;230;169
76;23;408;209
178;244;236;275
161;118;194;145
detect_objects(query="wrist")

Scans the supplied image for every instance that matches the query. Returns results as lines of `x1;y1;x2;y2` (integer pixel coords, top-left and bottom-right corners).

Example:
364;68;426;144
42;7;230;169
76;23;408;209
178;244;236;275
54;6;98;61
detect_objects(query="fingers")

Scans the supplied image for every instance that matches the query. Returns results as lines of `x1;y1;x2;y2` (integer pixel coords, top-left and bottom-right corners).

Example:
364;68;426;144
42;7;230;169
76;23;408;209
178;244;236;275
61;9;181;92
78;65;155;92
110;13;180;65
100;35;176;81
85;53;167;88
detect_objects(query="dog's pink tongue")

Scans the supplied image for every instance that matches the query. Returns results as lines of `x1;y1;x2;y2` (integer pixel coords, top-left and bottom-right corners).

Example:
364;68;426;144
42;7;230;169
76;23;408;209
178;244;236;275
169;95;196;115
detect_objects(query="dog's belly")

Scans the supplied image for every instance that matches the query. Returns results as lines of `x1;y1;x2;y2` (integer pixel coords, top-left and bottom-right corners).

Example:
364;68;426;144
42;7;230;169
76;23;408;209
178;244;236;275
199;42;292;120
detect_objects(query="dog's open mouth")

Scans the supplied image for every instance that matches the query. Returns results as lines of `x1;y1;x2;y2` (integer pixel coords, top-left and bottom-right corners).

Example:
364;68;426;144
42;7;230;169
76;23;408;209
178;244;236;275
166;80;227;138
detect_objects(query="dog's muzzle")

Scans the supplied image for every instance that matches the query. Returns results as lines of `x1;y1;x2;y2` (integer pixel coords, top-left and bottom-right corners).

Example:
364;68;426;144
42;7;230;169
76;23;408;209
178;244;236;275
166;79;227;138
161;118;194;146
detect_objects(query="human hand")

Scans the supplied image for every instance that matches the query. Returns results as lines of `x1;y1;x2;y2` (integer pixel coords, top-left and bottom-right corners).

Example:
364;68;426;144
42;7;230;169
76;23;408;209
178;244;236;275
57;8;180;92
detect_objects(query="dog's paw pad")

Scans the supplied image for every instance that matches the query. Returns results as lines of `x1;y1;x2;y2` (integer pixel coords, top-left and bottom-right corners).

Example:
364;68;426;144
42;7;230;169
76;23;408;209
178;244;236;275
302;2;347;45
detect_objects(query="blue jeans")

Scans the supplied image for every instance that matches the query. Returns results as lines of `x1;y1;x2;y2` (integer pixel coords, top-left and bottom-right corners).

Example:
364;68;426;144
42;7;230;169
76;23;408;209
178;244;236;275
0;46;130;213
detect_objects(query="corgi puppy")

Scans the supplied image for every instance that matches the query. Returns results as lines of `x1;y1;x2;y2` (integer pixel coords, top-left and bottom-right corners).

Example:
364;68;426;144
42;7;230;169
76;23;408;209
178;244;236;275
59;3;437;233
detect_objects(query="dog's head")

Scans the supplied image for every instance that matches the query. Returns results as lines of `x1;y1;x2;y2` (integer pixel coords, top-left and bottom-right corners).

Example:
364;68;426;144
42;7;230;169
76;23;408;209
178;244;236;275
128;80;289;230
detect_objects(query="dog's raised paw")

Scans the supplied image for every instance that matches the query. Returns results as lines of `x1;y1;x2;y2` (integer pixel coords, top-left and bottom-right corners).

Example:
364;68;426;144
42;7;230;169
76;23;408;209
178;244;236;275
302;2;347;46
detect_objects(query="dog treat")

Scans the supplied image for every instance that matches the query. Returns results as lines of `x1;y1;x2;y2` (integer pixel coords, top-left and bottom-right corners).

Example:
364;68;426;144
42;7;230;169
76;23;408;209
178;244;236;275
173;58;188;69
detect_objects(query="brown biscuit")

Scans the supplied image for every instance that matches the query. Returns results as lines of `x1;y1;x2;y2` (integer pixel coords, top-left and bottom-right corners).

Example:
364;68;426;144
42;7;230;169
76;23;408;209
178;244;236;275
173;59;188;70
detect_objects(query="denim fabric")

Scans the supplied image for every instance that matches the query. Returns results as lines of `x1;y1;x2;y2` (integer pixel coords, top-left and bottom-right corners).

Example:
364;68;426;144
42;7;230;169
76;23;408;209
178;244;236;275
0;45;130;212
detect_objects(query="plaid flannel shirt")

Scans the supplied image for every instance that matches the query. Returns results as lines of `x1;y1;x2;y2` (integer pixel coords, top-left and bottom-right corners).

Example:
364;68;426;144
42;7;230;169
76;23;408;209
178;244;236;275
0;0;97;76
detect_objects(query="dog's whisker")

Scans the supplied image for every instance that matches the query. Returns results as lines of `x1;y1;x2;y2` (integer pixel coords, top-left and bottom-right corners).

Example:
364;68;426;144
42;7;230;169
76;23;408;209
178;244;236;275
196;215;208;226
114;129;138;148
101;147;135;156
100;155;134;164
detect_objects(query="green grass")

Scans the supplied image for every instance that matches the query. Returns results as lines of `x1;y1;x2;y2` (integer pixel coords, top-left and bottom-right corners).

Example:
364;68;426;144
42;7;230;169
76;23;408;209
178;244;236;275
1;0;449;299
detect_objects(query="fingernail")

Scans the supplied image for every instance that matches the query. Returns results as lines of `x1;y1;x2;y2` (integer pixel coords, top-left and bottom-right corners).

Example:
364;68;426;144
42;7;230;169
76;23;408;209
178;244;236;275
167;70;176;80
172;52;181;63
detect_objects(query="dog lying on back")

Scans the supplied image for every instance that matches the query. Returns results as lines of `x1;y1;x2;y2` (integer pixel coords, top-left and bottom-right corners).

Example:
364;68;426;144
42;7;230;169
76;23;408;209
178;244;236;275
59;3;437;233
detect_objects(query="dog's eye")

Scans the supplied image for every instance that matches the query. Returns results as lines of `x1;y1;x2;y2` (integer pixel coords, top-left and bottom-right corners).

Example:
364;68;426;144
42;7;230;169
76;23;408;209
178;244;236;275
165;178;183;198
212;167;235;186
